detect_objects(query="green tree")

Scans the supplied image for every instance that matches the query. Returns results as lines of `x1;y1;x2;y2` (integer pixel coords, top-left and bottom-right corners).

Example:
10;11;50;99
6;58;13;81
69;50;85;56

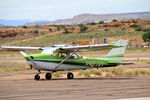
142;31;150;45
112;19;118;22
63;28;69;34
98;21;104;24
33;30;39;36
89;22;96;25
134;26;142;31
22;25;28;28
56;26;60;31
79;24;88;33
131;24;138;28
49;28;52;32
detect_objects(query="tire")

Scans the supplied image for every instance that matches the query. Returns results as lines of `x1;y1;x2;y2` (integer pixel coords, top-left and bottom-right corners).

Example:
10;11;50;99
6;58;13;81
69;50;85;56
34;74;40;80
45;73;52;80
67;72;74;79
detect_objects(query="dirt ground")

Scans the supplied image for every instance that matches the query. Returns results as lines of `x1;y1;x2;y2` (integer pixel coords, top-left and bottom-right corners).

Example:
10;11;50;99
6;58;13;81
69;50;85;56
0;71;150;100
0;54;150;100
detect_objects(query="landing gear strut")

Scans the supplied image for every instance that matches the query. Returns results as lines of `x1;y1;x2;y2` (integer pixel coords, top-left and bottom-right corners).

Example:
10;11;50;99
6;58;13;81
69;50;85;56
67;72;74;79
45;73;52;80
34;70;41;80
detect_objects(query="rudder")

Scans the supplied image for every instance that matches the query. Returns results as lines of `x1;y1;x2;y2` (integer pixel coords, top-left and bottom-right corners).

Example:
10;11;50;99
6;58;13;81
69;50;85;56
103;40;128;62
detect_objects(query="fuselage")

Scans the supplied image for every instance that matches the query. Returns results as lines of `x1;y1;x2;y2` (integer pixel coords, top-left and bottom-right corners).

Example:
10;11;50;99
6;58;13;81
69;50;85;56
24;53;119;71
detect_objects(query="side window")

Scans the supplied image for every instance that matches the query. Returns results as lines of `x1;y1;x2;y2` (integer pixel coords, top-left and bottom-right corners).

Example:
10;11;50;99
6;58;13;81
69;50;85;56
70;54;79;59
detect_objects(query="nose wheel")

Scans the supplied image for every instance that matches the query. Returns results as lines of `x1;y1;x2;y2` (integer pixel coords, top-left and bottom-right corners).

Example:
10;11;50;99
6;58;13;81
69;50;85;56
67;72;74;79
34;70;41;80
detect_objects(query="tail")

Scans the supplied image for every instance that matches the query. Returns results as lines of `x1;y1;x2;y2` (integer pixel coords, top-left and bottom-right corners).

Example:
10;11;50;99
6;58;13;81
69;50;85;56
103;40;128;62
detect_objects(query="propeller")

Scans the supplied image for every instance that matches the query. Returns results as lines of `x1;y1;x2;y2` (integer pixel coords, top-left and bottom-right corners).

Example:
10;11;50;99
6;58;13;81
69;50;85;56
19;51;36;73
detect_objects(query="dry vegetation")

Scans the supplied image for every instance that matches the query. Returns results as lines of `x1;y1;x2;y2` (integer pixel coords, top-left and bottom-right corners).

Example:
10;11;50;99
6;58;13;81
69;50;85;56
0;19;150;46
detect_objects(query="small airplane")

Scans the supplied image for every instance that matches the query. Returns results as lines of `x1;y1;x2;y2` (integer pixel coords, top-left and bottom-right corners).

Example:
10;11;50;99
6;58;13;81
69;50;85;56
1;40;130;80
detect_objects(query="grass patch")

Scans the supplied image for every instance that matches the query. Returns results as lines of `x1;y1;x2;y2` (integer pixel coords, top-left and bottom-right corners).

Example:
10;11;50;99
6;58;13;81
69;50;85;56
53;71;66;78
123;69;150;76
0;66;30;72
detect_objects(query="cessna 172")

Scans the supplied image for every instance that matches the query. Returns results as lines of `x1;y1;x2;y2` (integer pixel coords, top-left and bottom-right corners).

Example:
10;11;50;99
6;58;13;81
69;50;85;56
1;40;129;80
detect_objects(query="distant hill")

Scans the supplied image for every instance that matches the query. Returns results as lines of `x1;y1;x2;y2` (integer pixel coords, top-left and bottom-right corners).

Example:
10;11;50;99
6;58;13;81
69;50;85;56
47;11;150;25
0;19;30;26
24;21;50;26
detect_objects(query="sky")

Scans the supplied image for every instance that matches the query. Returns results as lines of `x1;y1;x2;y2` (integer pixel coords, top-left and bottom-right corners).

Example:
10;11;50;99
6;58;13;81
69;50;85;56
0;0;150;21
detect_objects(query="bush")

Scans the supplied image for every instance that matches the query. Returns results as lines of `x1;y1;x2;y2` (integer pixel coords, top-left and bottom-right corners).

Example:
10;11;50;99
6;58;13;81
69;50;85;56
142;31;150;44
71;27;75;30
106;72;112;77
88;22;97;25
131;24;138;28
33;30;39;36
56;26;60;31
143;28;150;32
22;26;28;28
134;26;142;31
112;19;118;22
49;28;52;32
98;21;104;24
105;29;109;31
63;28;69;34
79;24;88;33
113;67;125;76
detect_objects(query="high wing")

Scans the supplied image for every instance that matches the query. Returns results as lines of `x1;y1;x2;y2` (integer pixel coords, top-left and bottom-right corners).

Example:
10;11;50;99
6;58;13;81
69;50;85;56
1;43;122;53
1;45;44;51
58;44;122;52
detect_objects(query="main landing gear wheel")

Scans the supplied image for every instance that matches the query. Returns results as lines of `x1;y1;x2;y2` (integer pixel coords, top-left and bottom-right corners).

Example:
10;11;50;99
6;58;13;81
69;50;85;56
34;74;40;80
45;73;52;80
67;72;74;79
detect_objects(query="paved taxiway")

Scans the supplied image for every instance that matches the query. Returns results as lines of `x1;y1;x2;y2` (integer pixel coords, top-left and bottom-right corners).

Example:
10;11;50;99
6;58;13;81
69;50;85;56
0;72;150;100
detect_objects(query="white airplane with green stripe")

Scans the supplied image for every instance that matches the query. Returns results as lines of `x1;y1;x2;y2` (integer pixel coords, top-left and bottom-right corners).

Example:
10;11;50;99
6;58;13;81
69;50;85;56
1;40;131;80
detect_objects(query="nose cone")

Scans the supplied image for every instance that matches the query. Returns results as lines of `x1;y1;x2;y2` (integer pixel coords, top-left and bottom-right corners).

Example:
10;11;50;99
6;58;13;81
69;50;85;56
24;55;30;60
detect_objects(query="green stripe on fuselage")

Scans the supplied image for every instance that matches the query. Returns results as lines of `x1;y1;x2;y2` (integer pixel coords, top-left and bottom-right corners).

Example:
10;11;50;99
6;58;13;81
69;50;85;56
25;53;119;68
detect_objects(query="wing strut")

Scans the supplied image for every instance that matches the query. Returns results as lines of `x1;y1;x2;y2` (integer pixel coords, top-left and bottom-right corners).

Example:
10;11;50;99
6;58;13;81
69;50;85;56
54;49;78;70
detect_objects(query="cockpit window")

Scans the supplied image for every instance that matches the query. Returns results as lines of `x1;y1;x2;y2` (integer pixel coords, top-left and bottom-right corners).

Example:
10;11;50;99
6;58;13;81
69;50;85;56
58;52;80;59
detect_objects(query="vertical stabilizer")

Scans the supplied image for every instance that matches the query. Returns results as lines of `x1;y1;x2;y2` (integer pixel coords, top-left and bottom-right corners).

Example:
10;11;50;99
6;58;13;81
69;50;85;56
103;40;128;62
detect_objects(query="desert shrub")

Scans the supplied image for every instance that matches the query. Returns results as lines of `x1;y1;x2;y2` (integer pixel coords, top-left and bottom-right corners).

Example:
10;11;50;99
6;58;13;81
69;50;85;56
79;24;88;33
56;26;60;31
122;28;125;30
143;28;150;32
106;72;112;77
35;25;40;28
131;24;138;28
123;70;135;76
63;28;69;34
142;31;150;44
22;26;28;28
112;19;118;22
113;67;125;76
105;29;109;31
49;28;52;32
71;27;75;30
84;71;90;77
98;21;104;24
88;22;97;25
40;33;45;35
134;26;142;31
33;30;39;36
78;71;90;77
89;69;102;75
